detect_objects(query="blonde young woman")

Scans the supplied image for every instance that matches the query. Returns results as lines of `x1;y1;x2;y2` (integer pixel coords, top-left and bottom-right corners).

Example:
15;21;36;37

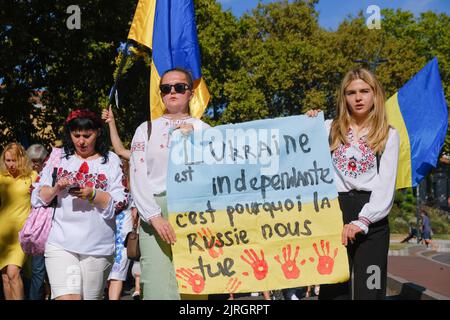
307;68;399;300
0;143;37;299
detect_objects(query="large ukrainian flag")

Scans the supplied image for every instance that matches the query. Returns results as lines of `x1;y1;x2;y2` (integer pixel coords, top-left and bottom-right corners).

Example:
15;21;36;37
128;0;210;120
386;57;448;189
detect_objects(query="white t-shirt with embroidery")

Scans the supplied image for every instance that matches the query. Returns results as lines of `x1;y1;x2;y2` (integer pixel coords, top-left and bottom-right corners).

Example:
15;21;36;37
325;119;400;234
31;151;129;256
130;115;210;223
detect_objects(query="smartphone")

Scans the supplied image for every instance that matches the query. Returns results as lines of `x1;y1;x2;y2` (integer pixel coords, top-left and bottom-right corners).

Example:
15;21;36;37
68;186;81;193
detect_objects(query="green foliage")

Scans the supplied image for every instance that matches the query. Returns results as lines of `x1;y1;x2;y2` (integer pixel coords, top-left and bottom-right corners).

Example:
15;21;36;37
390;188;418;233
394;191;404;203
390;187;450;234
425;206;450;234
0;0;139;147
0;0;449;155
195;0;240;124
220;0;332;120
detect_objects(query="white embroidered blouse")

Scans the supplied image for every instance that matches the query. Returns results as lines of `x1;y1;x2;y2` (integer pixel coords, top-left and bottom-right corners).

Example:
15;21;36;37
31;151;129;256
325;120;400;234
130;115;210;223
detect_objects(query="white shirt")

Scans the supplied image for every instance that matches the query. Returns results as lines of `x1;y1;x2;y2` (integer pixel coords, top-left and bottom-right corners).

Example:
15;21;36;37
130;115;210;223
31;151;129;256
325;120;400;234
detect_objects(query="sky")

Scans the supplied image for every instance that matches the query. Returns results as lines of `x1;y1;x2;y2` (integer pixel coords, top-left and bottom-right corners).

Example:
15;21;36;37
218;0;450;30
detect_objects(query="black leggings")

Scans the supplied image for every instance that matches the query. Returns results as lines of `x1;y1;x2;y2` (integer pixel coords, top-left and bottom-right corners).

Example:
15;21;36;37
319;191;390;300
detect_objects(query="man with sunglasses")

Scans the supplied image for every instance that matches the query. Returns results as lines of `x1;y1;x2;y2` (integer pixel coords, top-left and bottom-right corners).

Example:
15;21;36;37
130;67;210;300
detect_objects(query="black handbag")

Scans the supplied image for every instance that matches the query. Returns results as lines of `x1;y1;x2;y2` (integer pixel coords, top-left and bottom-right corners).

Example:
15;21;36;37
124;222;140;261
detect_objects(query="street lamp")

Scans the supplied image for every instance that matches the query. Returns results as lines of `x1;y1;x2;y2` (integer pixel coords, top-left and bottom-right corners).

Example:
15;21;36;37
353;57;388;74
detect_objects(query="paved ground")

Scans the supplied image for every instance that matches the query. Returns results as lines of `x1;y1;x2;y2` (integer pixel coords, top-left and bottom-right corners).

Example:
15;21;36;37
433;254;450;265
386;239;450;299
388;255;450;298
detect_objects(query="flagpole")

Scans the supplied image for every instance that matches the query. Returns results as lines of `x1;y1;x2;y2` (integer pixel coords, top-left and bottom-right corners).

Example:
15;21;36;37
108;42;133;107
416;184;421;244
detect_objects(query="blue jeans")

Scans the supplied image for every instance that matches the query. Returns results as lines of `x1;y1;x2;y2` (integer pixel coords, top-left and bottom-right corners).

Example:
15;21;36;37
29;255;46;300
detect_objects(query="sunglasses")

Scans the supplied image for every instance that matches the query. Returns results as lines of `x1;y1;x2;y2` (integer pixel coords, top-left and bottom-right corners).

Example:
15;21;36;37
159;83;191;95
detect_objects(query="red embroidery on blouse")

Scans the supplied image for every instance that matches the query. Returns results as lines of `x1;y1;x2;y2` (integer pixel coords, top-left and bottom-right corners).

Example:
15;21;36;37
57;167;108;190
332;128;375;178
57;165;130;214
131;141;145;153
78;162;89;174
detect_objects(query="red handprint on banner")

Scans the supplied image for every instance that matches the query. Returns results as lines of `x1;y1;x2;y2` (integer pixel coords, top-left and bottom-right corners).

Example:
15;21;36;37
197;227;223;259
312;240;338;275
226;277;242;294
176;268;205;294
240;248;268;280
274;244;301;279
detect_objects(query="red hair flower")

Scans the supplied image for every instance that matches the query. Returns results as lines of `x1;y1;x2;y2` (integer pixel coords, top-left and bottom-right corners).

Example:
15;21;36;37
65;109;102;125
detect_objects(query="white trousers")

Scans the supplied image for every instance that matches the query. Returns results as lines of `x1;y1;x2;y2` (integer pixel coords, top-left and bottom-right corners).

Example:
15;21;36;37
45;243;113;300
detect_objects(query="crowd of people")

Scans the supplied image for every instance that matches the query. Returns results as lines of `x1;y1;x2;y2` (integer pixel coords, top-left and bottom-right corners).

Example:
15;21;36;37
0;66;422;300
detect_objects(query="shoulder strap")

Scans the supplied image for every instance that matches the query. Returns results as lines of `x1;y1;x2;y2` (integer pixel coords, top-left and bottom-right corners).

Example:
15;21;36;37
376;153;381;174
50;167;58;214
48;148;62;209
328;120;333;155
374;126;393;174
147;120;152;141
328;134;332;150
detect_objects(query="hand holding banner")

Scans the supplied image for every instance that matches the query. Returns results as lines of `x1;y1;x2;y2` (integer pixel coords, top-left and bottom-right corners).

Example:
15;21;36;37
167;114;349;294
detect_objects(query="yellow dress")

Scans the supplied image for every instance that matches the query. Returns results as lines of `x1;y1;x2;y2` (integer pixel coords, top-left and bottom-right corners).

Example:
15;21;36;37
0;171;37;270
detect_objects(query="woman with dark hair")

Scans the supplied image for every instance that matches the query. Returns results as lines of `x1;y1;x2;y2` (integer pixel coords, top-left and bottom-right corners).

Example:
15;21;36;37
31;109;129;300
62;110;110;163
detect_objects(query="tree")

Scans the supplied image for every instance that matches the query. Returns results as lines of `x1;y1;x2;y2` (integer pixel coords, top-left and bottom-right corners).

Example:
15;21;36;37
1;0;448;153
0;0;139;148
194;0;240;125
328;9;449;152
219;0;337;123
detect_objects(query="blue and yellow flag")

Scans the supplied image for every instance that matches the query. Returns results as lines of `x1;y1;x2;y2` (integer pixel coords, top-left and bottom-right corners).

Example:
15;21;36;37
386;57;448;189
128;0;210;120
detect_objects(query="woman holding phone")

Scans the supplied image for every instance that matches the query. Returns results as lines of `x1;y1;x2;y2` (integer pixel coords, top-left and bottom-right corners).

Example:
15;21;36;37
31;109;129;300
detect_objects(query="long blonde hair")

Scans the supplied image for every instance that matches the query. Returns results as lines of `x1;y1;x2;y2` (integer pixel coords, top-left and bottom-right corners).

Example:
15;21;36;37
330;68;389;154
0;142;33;178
